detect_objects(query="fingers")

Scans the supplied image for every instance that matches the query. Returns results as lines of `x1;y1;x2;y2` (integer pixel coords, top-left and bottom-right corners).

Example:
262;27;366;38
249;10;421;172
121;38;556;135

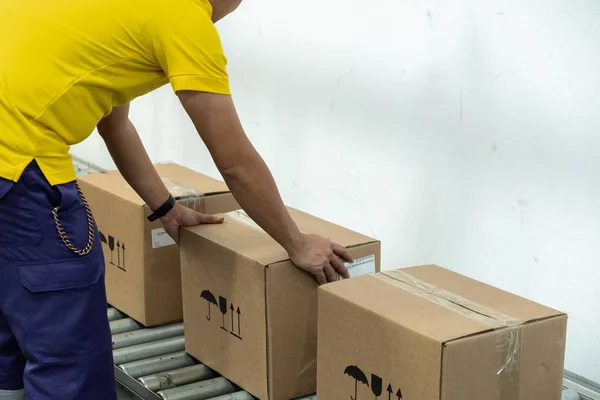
317;262;346;286
323;264;338;283
330;255;350;279
332;243;353;263
163;224;180;244
315;270;327;285
194;212;224;225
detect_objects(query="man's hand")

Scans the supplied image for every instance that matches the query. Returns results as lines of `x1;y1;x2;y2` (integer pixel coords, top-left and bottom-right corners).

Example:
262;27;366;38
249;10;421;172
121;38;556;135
289;234;353;285
160;203;224;243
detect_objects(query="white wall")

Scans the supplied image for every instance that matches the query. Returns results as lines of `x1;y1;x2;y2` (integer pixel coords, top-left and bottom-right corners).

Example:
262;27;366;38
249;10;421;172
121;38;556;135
73;0;600;382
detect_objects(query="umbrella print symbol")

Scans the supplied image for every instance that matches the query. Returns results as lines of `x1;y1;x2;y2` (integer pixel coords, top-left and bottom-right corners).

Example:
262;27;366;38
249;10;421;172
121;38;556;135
200;290;217;321
344;365;369;400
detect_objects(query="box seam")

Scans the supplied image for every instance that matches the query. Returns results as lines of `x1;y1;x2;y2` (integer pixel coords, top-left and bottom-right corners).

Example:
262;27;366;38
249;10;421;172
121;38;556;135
439;342;445;400
142;225;151;324
443;313;566;345
264;266;272;399
348;239;380;248
265;240;380;268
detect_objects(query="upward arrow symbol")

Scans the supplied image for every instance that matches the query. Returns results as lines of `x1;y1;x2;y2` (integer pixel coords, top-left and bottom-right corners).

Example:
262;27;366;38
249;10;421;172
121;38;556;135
121;243;126;270
236;306;242;337
396;388;403;399
229;305;242;340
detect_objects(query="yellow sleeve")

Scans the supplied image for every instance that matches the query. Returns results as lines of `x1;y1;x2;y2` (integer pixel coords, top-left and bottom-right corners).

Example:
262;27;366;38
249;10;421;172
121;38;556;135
146;1;231;95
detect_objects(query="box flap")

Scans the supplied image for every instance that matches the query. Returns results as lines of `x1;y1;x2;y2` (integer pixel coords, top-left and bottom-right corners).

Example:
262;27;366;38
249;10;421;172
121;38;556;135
320;265;564;344
78;163;230;206
183;207;377;266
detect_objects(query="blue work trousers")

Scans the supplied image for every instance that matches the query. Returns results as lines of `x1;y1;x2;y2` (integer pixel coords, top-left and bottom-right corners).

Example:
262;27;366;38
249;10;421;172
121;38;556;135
0;162;116;399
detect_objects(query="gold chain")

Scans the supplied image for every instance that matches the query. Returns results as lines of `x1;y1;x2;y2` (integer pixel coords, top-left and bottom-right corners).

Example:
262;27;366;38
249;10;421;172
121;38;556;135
51;182;96;256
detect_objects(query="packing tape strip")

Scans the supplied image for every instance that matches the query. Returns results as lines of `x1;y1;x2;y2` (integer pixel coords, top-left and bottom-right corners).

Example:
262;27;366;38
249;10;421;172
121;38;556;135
161;177;205;212
374;270;522;400
293;289;319;398
226;209;305;235
226;209;266;233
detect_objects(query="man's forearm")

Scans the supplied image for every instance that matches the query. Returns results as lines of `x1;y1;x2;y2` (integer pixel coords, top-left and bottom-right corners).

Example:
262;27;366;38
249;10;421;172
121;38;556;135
220;154;304;255
177;91;305;255
100;120;170;211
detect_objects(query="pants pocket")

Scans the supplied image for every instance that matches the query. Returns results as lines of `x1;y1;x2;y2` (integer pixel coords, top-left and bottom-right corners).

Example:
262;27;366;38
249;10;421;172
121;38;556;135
0;209;42;248
17;255;103;293
9;254;113;399
13;252;110;363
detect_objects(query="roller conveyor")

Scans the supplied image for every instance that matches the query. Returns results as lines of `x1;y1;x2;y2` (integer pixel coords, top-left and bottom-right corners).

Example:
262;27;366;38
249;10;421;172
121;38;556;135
109;307;317;400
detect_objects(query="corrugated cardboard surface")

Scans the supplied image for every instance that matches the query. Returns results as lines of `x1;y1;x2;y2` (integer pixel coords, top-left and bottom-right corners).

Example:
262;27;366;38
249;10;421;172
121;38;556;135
180;209;381;400
317;265;567;400
80;163;230;206
79;178;147;321
194;208;375;266
78;163;238;326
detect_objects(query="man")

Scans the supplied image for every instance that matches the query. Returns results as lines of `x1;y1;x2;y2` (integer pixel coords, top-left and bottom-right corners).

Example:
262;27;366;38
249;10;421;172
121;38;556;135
0;0;352;398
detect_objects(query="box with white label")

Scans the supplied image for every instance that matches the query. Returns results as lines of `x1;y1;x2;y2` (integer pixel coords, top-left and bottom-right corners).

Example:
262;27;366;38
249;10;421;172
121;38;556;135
180;208;381;400
78;163;239;326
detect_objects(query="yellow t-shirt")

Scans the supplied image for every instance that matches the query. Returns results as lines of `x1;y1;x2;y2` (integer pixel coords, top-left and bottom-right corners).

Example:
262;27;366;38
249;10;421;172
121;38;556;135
0;0;230;185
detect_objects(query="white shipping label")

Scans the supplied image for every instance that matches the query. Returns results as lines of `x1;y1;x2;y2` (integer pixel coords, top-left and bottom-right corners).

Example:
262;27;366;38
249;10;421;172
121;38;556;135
343;254;376;278
152;228;176;249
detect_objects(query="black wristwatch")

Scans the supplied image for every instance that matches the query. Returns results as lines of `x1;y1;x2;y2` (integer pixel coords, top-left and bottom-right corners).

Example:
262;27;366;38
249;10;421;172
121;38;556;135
147;194;176;222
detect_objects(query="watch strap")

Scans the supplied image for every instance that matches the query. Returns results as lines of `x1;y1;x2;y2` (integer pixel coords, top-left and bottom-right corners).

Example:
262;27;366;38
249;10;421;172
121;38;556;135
147;194;176;222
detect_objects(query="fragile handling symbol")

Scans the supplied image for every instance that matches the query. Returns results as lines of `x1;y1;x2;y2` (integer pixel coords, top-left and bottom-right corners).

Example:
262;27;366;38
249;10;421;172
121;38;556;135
200;290;217;321
344;365;368;400
99;230;126;271
344;365;403;400
219;296;228;331
200;290;243;340
389;385;403;400
230;304;242;340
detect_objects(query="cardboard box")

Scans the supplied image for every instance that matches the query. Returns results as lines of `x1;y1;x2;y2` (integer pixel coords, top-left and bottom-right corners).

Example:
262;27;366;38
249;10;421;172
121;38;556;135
78;163;239;326
317;265;568;400
180;209;381;400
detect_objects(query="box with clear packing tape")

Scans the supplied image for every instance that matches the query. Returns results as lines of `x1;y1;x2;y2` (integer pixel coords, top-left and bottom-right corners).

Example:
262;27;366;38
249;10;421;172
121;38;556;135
317;265;568;400
78;163;239;326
